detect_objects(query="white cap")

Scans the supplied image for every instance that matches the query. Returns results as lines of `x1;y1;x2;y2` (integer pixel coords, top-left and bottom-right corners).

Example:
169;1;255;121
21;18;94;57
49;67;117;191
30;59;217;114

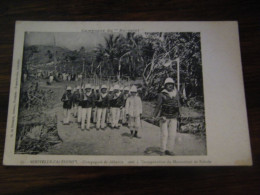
77;86;80;90
164;78;175;85
66;86;72;91
124;86;130;91
95;86;99;90
85;84;92;89
130;85;137;92
120;86;124;91
101;85;107;89
109;87;114;92
113;84;120;90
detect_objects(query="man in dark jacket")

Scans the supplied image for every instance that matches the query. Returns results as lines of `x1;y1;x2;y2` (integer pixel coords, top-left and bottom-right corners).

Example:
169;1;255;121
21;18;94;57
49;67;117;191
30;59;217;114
121;86;130;125
96;85;110;130
77;85;84;125
92;86;99;124
61;86;73;125
81;84;95;130
110;84;124;129
154;78;180;156
72;86;81;118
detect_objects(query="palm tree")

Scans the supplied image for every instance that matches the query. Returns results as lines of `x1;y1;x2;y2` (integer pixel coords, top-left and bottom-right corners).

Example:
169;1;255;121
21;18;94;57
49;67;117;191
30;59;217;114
94;34;122;77
118;32;144;79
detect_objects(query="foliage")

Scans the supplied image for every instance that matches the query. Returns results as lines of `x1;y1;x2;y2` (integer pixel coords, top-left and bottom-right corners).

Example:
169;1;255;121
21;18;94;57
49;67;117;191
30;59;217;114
19;82;55;111
23;32;204;100
94;32;203;99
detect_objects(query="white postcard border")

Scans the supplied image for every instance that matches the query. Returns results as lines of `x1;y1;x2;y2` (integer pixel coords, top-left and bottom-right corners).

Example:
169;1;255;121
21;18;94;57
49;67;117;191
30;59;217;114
3;21;252;166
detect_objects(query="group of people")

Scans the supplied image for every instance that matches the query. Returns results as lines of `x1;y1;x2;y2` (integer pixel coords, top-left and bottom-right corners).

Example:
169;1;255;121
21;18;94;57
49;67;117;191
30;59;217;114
61;77;182;155
61;83;142;138
23;70;85;84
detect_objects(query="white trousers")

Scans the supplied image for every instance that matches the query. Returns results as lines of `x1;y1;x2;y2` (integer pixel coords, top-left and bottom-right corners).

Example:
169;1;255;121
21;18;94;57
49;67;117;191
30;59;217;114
77;106;82;123
73;105;78;117
106;108;111;124
111;107;120;127
129;116;141;131
160;118;177;152
63;108;71;124
81;108;92;130
92;107;97;123
96;108;107;129
121;107;127;124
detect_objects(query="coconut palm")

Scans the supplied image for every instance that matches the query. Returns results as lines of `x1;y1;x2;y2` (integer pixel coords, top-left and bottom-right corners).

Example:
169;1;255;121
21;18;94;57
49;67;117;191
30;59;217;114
94;34;122;77
118;32;145;79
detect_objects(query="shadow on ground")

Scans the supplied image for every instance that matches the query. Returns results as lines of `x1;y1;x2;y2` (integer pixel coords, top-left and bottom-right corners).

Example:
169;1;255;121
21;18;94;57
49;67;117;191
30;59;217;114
144;146;161;155
121;132;132;138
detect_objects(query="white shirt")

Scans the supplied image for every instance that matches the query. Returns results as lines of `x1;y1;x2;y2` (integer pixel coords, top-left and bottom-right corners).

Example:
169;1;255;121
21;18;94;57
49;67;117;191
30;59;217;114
125;95;142;117
161;88;177;98
113;92;121;99
101;93;108;98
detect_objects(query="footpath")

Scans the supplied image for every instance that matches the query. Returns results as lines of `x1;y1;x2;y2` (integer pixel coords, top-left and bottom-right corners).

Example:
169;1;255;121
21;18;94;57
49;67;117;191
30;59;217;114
43;105;206;156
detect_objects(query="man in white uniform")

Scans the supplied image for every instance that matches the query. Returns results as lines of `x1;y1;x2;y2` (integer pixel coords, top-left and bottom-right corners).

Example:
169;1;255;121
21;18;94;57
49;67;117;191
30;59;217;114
126;85;142;138
49;73;54;84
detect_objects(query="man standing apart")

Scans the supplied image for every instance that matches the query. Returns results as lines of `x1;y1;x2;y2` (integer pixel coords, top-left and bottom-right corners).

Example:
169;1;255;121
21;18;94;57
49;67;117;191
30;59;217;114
61;86;73;125
154;78;180;156
126;85;142;138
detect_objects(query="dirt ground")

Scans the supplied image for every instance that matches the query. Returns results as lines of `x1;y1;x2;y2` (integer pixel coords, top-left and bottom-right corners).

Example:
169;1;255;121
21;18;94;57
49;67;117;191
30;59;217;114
34;80;206;156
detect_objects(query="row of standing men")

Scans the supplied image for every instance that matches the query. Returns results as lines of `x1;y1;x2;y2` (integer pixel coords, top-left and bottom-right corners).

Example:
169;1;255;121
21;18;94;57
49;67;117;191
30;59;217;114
61;84;142;138
62;77;182;155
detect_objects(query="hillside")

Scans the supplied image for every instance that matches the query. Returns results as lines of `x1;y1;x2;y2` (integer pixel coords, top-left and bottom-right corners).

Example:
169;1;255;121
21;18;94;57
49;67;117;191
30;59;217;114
23;45;96;73
23;45;71;64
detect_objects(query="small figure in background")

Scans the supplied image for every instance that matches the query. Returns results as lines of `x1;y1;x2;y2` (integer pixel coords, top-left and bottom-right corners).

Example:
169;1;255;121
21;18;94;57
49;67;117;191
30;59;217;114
23;72;27;82
49;73;54;84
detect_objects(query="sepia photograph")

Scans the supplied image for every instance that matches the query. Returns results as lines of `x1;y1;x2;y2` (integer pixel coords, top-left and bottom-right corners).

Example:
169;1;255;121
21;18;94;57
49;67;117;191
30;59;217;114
16;31;206;156
3;21;252;166
0;0;258;193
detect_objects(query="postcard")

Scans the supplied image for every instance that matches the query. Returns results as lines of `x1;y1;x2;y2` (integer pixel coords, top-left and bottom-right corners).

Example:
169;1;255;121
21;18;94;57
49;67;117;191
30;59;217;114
3;21;252;166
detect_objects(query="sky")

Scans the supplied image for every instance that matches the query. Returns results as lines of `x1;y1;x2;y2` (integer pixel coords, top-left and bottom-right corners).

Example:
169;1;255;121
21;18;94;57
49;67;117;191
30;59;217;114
24;31;115;50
